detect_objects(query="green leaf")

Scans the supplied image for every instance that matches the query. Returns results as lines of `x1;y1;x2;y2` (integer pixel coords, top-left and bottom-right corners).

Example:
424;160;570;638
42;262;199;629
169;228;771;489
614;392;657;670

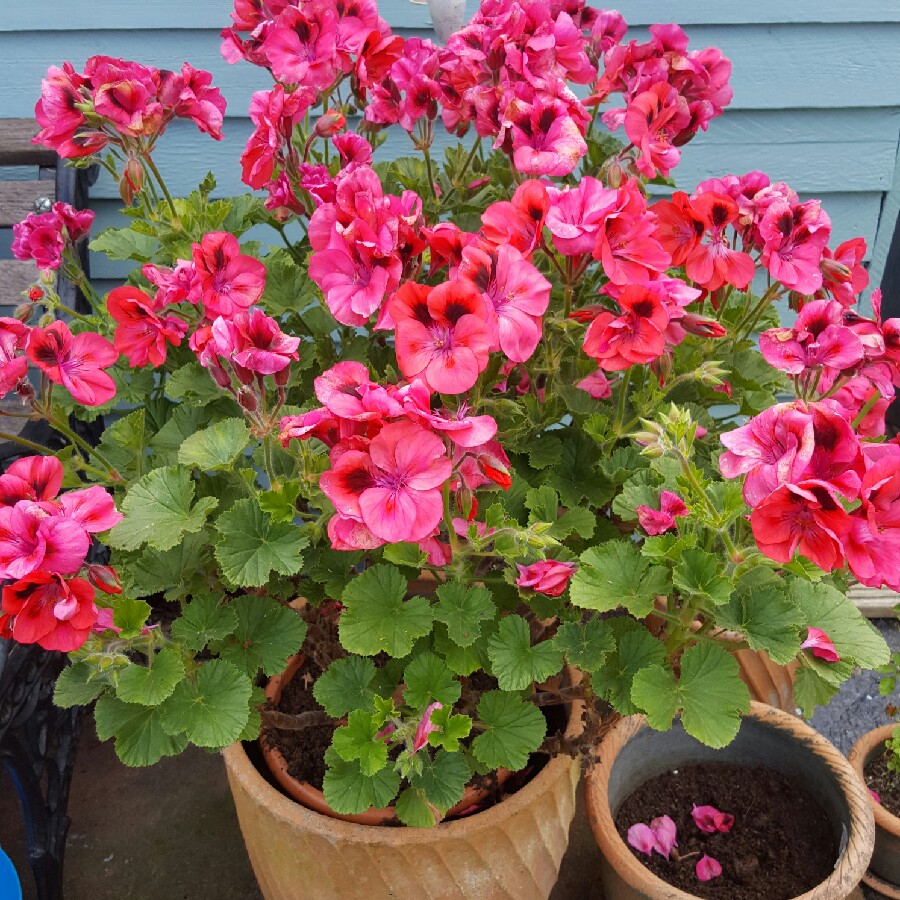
313;656;377;718
411;749;470;812
112;596;152;638
472;690;546;771
426;705;472;752
717;570;802;665
549;433;611;508
611;470;660;521
109;466;219;552
553;620;615;671
178;419;250;471
159;659;252;748
789;580;891;669
487;615;563;691
591;618;667;715
794;665;840;717
214;499;309;587
395;788;439;827
95;409;147;481
641;533;698;564
54;662;103;708
123;532;212;600
95;695;187;767
115;648;185;706
322;746;400;815
571;542;669;617
240;685;266;742
632;643;751;748
432;583;495;648
165;362;225;404
258;483;303;524
403;652;461;709
340;565;433;657
171;595;238;651
672;549;733;606
529;435;563;470
526;486;560;525
382;542;428;569
215;595;307;677
548;507;595;541
90;227;158;261
332;710;389;776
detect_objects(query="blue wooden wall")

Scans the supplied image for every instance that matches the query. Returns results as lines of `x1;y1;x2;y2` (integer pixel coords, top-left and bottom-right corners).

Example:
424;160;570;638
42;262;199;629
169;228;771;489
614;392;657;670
3;0;900;295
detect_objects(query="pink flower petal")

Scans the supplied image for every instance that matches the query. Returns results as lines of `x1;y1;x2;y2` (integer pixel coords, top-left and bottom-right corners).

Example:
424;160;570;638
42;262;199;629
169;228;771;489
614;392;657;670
691;804;734;833
800;626;841;662
650;815;678;859
626;823;657;856
696;855;723;882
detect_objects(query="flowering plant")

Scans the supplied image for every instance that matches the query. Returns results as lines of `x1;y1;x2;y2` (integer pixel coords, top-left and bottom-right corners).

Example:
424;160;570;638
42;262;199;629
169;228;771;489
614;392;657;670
3;0;893;826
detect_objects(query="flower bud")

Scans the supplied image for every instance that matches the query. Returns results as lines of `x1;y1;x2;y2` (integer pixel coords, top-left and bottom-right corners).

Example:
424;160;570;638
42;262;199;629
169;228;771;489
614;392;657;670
119;156;145;206
237;386;258;412
274;365;291;387
38;312;55;328
210;363;232;389
821;256;852;284
650;350;673;385
39;269;56;286
15;380;35;403
28;287;44;302
605;161;625;189
233;363;255;386
314;110;346;139
456;487;477;522
87;564;123;595
682;313;727;339
14;303;34;323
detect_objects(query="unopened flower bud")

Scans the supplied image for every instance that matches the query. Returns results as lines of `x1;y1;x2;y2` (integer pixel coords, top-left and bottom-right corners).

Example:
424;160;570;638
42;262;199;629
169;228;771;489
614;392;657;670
28;287;44;302
274;365;291;387
605;161;625;188
456;487;476;522
314;110;346;138
15;380;34;403
210;363;232;389
233;363;255;386
119;156;145;206
14;303;34;323
39;269;56;286
682;313;727;339
87;564;123;595
650;350;673;385
821;256;852;283
237;386;258;412
38;312;55;328
695;361;729;389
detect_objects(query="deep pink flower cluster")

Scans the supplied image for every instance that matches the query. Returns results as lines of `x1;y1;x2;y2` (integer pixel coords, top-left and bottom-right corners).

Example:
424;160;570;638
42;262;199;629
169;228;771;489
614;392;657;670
33;57;226;158
12;202;95;272
279;361;505;551
0;456;122;652
592;21;733;178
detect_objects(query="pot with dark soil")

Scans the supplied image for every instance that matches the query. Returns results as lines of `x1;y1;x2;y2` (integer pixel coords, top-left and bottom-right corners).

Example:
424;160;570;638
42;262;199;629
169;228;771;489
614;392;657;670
586;703;875;900
849;724;900;896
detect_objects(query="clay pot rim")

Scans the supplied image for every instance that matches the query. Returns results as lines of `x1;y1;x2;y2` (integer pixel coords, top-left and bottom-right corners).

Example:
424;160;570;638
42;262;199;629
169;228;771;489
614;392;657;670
585;701;875;900
251;653;584;836
849;723;900;837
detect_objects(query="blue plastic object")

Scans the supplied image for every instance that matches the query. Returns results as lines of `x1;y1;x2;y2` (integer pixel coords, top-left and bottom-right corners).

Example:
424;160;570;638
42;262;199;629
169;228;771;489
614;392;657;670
0;845;22;900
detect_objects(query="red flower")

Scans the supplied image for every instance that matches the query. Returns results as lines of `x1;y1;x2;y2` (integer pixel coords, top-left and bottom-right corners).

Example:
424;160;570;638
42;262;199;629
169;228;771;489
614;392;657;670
107;286;189;368
515;560;577;597
26;320;118;406
636;491;688;535
583;286;669;371
193;231;267;317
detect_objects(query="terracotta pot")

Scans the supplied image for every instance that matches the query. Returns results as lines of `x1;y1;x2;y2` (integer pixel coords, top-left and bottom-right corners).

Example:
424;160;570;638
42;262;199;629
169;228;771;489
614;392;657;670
733;646;798;713
585;702;875;900
848;724;900;894
260;654;509;826
226;693;583;900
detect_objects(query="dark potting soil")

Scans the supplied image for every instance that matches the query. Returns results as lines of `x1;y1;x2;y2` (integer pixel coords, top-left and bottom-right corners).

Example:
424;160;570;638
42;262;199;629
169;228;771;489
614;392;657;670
864;748;900;818
614;763;836;900
262;657;334;791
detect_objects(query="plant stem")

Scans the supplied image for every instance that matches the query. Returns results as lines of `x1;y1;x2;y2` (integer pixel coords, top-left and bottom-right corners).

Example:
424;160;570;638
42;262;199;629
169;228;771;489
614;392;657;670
143;153;178;220
439;138;482;210
47;415;121;480
0;431;54;455
442;481;460;557
422;144;438;200
852;390;881;430
611;368;632;438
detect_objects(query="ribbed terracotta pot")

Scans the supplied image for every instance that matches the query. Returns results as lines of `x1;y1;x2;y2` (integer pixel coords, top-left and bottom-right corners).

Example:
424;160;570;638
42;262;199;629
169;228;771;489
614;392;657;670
260;654;510;826
848;724;900;896
734;646;798;712
585;702;875;900
226;694;583;899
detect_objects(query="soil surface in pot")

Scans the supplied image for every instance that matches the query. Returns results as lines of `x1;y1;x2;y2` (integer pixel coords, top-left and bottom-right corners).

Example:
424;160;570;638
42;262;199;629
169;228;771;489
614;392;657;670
261;655;565;818
864;747;900;818
614;763;836;900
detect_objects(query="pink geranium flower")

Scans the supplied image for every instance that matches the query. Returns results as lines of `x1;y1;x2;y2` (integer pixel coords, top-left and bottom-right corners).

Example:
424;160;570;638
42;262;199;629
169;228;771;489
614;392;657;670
626;823;657;856
1;573;98;653
801;626;841;662
107;286;189;368
26;320;118;406
263;6;339;92
0;500;90;580
398;381;497;448
682;193;755;291
750;479;851;572
760;199;831;295
481;180;549;256
515;560;577;597
0;318;30;398
211;309;300;376
458;243;551;363
624;83;690;179
193;231;267;317
412;702;443;753
2;456;64;505
719;403;815;506
546;176;618;258
314;361;401;422
58;486;123;533
577;369;612;399
636;491;688;535
390;281;491;394
696;855;722;882
691;805;734;833
320;421;452;544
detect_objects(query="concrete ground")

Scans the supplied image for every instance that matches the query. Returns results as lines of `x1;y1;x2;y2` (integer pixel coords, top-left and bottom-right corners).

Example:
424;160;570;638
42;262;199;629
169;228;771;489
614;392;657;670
1;619;897;900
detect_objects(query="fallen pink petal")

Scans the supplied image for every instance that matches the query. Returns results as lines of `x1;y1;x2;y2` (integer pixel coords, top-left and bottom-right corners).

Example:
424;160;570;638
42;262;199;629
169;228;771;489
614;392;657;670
691;804;735;834
696;855;723;882
649;815;678;859
626;822;657;856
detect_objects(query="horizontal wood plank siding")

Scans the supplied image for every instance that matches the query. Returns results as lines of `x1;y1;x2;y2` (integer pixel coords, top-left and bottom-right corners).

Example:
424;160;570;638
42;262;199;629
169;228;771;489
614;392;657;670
3;1;900;290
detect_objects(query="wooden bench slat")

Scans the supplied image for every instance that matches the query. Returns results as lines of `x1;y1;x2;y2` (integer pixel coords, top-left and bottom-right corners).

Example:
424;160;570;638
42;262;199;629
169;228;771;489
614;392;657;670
849;582;900;618
0;120;57;167
0;180;56;227
0;259;49;308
